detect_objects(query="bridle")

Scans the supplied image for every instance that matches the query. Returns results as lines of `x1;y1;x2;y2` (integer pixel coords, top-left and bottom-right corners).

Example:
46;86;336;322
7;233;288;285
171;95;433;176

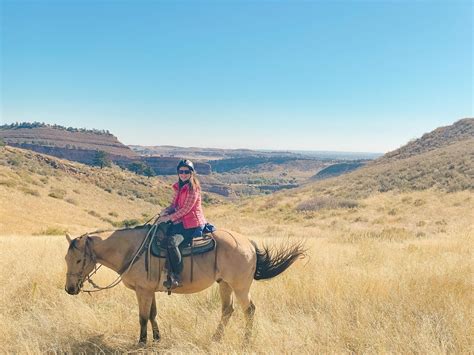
66;236;97;292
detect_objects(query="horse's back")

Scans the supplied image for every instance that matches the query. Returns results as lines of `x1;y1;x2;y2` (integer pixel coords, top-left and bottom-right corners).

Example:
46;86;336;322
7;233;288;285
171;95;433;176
211;229;255;258
210;229;256;286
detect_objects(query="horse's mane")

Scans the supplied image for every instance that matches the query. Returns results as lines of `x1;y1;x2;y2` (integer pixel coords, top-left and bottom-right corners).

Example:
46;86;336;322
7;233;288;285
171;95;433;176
80;223;152;238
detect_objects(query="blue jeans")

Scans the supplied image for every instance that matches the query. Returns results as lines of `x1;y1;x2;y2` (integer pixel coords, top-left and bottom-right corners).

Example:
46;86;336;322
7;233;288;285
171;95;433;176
166;223;204;247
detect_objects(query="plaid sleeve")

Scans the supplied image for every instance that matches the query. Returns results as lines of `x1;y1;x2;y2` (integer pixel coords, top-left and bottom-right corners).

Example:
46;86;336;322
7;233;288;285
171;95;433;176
169;188;199;222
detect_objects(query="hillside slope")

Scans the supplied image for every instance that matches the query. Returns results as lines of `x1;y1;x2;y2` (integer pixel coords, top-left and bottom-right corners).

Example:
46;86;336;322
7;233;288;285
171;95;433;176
380;117;473;162
0;123;138;165
255;118;473;210
0;146;172;235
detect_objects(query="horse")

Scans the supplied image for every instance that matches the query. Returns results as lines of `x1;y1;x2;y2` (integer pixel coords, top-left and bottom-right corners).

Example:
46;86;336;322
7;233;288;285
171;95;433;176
64;225;305;345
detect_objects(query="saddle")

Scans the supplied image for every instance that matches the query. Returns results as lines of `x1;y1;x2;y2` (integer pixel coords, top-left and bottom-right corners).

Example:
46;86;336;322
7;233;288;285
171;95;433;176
150;234;216;258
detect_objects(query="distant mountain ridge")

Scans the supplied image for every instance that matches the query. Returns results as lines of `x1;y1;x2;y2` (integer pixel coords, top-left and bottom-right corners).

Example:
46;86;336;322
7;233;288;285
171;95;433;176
130;145;381;161
0;122;138;165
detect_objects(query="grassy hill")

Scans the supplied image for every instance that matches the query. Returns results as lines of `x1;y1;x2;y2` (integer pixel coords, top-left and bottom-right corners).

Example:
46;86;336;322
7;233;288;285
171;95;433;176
0;146;172;235
381;117;473;161
0;122;139;168
297;118;472;200
0;122;137;157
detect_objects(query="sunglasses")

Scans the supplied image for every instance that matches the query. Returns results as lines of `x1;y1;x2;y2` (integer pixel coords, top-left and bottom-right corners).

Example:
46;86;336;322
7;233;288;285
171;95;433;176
178;170;191;175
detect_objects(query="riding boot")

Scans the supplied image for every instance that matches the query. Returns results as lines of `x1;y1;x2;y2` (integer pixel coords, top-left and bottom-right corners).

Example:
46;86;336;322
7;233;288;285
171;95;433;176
163;234;184;289
167;245;183;287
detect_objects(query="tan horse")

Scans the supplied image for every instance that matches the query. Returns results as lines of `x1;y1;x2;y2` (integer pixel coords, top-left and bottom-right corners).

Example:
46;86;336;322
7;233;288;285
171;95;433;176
64;225;305;345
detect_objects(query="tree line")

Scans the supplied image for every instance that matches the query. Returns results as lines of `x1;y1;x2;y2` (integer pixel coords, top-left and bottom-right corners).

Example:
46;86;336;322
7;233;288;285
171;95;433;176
93;150;155;177
0;122;112;136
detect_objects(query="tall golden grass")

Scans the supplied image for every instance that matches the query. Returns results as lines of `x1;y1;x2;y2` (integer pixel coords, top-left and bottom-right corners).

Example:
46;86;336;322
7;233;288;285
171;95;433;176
0;190;472;353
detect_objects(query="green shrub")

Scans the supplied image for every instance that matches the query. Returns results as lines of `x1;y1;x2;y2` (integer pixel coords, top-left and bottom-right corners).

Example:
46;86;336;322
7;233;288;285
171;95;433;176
296;196;358;212
387;208;397;216
88;210;101;218
35;226;69;235
0;179;17;188
119;219;141;228
413;199;426;206
65;198;78;205
48;188;66;199
19;186;40;197
7;156;21;166
100;217;116;225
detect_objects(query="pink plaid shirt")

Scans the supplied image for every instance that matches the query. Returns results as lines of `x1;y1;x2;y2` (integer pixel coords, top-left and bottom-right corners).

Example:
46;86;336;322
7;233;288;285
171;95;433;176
166;182;206;228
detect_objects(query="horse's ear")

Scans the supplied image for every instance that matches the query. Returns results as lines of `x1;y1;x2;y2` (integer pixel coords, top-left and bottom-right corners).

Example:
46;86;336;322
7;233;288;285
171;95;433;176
66;233;72;244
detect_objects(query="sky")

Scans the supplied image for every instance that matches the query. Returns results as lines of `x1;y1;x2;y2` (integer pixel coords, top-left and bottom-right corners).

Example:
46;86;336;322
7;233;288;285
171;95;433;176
0;0;472;153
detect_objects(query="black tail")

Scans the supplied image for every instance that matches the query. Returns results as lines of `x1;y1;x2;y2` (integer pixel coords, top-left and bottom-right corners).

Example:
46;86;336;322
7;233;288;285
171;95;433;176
251;240;306;280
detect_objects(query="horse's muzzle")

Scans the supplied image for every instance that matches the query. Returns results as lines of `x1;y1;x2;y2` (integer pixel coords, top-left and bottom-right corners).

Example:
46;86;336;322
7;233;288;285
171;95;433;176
65;285;80;295
65;281;82;295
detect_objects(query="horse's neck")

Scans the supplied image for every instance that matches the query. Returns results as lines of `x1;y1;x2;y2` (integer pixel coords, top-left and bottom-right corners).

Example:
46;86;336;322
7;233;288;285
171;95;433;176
92;229;147;273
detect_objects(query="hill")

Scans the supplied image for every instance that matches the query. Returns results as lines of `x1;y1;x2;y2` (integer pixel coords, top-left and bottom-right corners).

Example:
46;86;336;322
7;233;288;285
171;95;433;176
249;118;473;212
313;161;367;180
0;122;138;166
0;145;174;235
320;118;473;195
380;117;473;162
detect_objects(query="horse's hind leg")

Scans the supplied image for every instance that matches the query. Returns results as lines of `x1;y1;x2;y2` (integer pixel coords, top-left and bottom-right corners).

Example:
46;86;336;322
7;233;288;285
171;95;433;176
136;288;154;346
212;281;234;342
234;286;256;343
150;296;160;342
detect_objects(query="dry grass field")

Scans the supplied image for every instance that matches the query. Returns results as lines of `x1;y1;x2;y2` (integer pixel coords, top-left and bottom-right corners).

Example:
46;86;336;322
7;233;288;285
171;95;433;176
0;189;472;353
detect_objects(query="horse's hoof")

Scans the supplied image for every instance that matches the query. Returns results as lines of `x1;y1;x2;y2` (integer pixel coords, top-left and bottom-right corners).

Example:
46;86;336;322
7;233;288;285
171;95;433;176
138;340;146;348
153;336;161;343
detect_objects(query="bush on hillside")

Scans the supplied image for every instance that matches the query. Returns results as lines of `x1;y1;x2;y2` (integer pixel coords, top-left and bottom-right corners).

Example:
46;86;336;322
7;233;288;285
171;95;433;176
34;226;69;235
118;219;141;228
296;196;359;212
19;186;40;197
48;188;67;199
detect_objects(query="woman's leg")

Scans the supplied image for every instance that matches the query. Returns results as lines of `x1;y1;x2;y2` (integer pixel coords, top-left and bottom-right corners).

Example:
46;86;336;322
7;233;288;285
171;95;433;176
165;223;185;286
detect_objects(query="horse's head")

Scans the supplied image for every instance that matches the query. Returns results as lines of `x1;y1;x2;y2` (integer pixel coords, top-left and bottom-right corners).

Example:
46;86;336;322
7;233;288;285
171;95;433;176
64;233;97;295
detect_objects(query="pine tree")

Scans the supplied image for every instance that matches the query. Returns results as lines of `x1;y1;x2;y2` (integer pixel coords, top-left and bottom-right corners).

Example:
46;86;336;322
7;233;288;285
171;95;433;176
93;150;111;168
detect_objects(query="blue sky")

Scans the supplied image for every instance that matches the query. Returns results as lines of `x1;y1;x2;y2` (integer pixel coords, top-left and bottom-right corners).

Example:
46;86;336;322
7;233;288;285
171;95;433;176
1;0;472;153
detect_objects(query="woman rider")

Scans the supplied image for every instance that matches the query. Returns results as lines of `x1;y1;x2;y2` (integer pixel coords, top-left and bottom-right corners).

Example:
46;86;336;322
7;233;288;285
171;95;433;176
155;159;206;288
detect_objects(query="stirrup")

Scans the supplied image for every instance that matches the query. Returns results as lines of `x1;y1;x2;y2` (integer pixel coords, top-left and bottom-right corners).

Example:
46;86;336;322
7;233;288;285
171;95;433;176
163;274;182;291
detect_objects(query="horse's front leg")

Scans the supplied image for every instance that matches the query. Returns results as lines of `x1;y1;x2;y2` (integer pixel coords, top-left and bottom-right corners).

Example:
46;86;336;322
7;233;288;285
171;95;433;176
136;288;154;346
150;296;161;342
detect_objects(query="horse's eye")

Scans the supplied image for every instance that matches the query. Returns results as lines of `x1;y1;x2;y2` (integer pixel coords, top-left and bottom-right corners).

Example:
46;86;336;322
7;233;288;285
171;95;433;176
76;260;82;264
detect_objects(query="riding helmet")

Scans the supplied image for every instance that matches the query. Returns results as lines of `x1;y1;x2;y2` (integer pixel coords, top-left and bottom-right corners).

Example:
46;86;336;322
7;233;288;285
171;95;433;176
177;159;195;172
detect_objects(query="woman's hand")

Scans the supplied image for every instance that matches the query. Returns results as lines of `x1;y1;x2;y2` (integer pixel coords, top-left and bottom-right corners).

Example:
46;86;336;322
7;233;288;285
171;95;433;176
155;215;171;225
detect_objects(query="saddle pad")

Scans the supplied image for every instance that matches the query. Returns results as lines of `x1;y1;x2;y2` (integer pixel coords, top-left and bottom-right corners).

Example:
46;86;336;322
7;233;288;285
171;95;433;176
151;235;216;258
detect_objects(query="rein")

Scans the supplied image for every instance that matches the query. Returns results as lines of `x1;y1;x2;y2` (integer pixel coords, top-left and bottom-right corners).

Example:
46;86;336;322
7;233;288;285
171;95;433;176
79;224;158;293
